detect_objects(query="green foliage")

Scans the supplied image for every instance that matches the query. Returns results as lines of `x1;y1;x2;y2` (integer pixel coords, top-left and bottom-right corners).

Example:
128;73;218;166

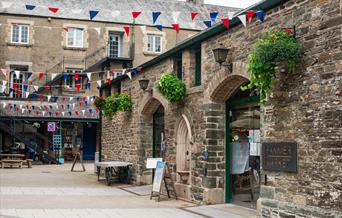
103;93;132;118
242;29;301;103
157;74;186;103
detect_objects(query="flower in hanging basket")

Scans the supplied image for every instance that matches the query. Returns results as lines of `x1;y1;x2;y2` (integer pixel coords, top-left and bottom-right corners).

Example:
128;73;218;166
157;74;186;103
103;93;132;118
94;96;104;109
242;29;301;103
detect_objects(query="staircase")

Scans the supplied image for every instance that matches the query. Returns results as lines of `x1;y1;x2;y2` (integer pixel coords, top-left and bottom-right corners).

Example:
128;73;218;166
0;120;59;164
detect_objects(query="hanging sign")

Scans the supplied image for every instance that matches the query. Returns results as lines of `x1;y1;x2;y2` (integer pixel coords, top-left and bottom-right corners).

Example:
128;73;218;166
47;122;56;132
152;161;165;192
262;142;297;172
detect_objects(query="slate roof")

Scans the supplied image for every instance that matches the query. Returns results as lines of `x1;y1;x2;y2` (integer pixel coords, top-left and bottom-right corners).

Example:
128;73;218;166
0;0;240;30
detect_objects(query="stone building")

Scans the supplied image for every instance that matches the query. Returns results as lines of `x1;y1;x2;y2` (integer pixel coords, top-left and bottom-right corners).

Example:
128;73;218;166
0;0;238;162
100;0;341;217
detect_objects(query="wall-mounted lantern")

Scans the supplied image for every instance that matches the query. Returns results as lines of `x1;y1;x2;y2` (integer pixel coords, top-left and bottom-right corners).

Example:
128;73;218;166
212;43;232;71
138;75;152;94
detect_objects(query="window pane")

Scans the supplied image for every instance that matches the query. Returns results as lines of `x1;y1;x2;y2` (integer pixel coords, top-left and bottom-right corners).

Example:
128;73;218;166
67;29;74;46
20;26;28;43
12;25;19;42
147;35;153;52
155;36;161;52
75;29;83;47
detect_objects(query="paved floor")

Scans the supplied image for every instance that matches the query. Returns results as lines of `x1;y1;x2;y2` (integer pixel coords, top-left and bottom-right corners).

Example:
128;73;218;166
0;162;256;218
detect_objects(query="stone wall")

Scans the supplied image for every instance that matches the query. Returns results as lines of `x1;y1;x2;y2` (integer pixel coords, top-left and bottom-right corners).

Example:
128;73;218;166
101;0;341;216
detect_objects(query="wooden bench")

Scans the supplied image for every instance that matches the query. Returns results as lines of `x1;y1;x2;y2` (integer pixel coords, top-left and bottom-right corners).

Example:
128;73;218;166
1;159;23;168
22;159;33;168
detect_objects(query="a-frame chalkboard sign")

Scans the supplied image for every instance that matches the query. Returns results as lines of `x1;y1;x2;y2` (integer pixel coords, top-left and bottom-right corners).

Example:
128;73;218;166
150;161;177;201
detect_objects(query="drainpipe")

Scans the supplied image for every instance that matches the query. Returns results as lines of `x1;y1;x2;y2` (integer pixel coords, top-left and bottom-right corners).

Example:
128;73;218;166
98;89;103;162
130;19;135;63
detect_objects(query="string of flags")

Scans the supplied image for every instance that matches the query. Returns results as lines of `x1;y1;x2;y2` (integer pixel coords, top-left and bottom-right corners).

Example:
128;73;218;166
1;1;265;32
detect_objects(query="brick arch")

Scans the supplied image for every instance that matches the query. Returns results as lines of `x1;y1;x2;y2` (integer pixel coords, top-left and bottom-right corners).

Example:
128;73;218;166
207;61;250;102
139;88;169;116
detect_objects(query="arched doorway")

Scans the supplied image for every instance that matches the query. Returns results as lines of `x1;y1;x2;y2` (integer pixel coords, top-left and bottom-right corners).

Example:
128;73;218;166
175;115;192;200
153;105;165;159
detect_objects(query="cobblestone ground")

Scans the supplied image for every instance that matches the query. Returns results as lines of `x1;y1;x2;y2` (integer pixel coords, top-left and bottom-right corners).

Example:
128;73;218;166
0;162;256;218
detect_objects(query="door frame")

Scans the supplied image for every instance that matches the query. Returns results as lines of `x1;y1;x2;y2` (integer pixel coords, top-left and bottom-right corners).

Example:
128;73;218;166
225;95;259;203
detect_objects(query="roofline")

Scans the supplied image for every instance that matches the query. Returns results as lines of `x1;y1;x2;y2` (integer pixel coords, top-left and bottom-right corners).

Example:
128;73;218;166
138;0;289;70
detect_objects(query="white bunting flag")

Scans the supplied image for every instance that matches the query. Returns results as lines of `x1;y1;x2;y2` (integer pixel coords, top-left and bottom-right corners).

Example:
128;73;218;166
62;111;65;116
19;104;23;109
51;73;57;80
56;105;59;110
82;110;85;115
112;10;120;18
22;109;25;113
47;95;51;102
2;80;7;87
126;71;132;80
33;86;39;91
25;92;30;98
3;103;6;108
73;103;76;109
114;72;118;79
238;14;247;27
14;70;20;78
172;11;181;23
97;80;102;87
69;97;73;101
1;1;13;8
1;68;7;77
42;111;46;116
87;72;92;80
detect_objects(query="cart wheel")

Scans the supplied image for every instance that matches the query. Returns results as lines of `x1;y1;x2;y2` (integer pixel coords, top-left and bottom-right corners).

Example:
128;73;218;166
106;167;112;186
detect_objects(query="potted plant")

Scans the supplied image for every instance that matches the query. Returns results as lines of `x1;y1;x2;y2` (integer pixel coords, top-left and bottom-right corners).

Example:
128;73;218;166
157;74;186;103
242;29;301;103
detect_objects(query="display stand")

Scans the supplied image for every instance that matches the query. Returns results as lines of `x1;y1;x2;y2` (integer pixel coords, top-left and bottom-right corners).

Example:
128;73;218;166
150;161;177;201
71;151;85;172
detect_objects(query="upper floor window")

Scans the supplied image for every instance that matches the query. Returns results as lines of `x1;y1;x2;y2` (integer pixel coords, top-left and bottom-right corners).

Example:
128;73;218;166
11;24;29;44
10;65;29;99
147;34;162;53
108;34;122;58
65;69;83;89
67;28;84;48
174;52;183;80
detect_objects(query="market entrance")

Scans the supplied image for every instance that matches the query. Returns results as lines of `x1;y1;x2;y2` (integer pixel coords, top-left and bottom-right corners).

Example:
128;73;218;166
226;92;261;209
152;105;165;159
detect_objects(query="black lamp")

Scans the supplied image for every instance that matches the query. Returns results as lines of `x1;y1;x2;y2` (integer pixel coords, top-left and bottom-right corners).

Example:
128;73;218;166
139;75;152;94
213;43;232;71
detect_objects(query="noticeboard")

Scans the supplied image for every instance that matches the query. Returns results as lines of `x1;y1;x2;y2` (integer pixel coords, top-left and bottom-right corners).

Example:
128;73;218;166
262;142;297;173
152;161;165;192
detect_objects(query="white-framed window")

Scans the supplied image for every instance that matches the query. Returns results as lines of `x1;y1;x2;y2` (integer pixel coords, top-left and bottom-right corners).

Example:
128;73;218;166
11;24;29;44
9;65;28;98
108;34;122;58
67;28;84;48
65;69;83;89
147;34;162;53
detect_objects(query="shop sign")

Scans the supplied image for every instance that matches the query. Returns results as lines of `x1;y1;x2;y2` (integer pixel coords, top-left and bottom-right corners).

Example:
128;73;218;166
262;142;297;172
47;122;56;132
152;161;165;192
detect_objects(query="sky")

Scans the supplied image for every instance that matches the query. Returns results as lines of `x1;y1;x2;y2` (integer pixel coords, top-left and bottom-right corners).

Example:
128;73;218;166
178;0;262;8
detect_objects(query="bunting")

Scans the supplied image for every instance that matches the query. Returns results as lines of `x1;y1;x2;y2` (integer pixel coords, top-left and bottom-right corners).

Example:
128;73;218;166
132;11;142;19
221;18;229;29
48;7;59;13
89;10;99;20
238;15;247;27
152;12;161;24
256;11;265;22
172;24;179;33
210;12;219;23
203;21;211;28
25;5;36;10
123;26;130;36
246;10;256;23
191;12;199;21
155;25;163;31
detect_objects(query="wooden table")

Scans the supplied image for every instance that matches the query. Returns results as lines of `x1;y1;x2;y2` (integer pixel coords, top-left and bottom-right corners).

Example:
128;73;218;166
0;154;25;160
95;161;133;186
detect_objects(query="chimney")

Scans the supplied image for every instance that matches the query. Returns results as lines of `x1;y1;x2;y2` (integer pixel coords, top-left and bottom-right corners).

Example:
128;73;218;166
186;0;204;4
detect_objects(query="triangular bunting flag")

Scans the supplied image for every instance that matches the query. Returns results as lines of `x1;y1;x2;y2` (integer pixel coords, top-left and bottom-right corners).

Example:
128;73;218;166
123;26;130;36
210;12;219;22
39;72;45;79
25;91;29;98
86;72;92;80
203;20;211;28
62;112;65;116
132;11;142;19
75;84;81;92
172;11;180;23
47;95;51;101
152;12;161;24
191;12;199;21
51;73;57;80
221;18;229;29
1;69;7;77
63;27;68;32
63;74;69;81
13;83;18;90
27;71;32;78
42;111;46;116
126;71;132;80
74;72;80;81
23;84;28;92
82;110;85;115
48;7;59;13
256;11;265;22
172;24;179;33
14;70;20;78
89;10;99;20
97;80;102;87
25;5;36;10
246;10;256;23
106;78;111;85
33;85;39;91
238;15;247;27
70;97;74;101
44;86;50;91
155;25;163;31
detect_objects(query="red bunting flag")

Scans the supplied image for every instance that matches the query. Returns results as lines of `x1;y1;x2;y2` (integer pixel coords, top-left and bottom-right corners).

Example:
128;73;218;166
106;78;111;85
95;108;99;113
246;10;256;23
172;24;179;33
44;86;50;91
17;89;22;95
39;72;45;79
55;112;59;117
16;107;19;112
191;12;199;21
36;110;39;115
13;82;18;90
79;102;83;108
82;96;87;101
63;27;68;32
221;18;229;29
75;83;81;92
62;104;64;109
76;111;79;116
61;96;66;103
74;72;79;81
40;94;44;102
1;68;7;77
48;7;59;13
132;11;141;19
123;26;130;36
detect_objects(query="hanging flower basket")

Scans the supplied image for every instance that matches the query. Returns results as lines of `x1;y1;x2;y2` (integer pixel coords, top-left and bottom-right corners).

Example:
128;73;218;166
242;29;301;103
103;93;132;118
94;96;104;110
157;74;186;103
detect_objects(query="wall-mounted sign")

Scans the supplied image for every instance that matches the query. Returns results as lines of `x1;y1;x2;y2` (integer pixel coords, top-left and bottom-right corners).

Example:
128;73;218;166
47;122;56;132
262;142;297;173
